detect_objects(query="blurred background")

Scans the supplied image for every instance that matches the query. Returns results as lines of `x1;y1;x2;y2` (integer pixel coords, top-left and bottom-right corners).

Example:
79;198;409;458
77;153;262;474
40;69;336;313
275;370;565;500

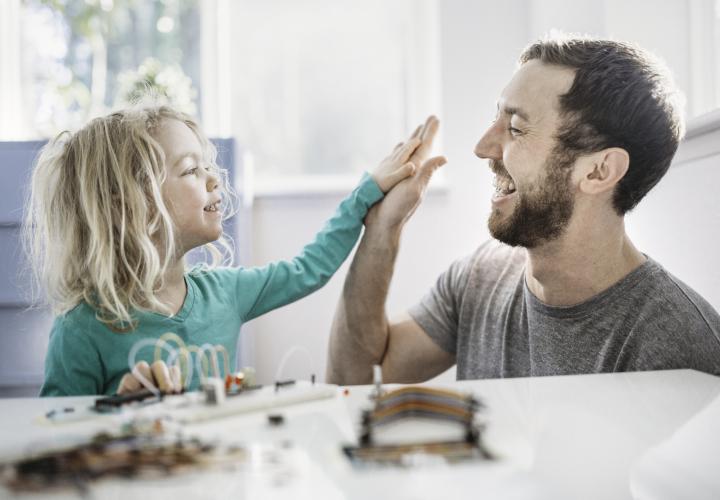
0;0;719;395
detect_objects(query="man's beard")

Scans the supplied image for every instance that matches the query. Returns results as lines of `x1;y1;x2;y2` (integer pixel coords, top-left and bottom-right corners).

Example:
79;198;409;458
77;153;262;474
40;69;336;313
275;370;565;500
488;149;576;249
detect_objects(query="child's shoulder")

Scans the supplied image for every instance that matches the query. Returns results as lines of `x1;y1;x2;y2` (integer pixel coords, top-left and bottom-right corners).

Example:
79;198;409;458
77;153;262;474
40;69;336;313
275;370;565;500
49;302;102;348
54;301;99;329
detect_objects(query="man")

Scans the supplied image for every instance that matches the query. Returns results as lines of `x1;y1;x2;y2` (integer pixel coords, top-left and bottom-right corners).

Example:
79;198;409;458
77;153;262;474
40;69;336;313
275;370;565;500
327;35;720;384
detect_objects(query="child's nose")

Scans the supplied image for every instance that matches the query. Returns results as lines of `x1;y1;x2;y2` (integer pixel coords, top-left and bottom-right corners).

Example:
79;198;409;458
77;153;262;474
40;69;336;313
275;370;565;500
207;171;219;191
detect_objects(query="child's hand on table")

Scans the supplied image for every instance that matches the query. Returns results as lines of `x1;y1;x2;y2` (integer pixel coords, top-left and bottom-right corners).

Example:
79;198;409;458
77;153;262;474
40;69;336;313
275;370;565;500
117;360;182;395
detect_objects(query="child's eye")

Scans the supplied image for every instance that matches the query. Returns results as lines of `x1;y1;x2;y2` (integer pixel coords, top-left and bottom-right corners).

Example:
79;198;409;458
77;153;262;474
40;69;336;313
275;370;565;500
183;166;198;176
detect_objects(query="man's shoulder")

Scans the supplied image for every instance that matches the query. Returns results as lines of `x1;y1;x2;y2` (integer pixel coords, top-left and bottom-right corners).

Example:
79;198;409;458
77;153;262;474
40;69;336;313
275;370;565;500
638;259;719;322
626;258;720;347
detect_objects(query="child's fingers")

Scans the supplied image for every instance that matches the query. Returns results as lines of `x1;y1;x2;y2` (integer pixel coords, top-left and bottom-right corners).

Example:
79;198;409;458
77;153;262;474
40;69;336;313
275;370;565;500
386;162;416;190
151;360;173;393
118;372;142;394
394;137;421;162
132;360;156;391
169;364;182;393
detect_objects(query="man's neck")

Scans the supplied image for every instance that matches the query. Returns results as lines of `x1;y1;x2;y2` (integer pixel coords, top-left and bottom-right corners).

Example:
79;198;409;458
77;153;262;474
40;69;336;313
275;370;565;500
524;217;646;307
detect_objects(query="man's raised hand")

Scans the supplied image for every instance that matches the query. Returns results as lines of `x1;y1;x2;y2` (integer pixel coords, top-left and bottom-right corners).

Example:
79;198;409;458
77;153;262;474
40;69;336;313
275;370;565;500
369;116;447;230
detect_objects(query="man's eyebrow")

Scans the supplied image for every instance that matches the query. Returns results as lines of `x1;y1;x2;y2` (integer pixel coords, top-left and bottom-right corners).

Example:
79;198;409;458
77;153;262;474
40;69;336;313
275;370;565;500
496;103;531;122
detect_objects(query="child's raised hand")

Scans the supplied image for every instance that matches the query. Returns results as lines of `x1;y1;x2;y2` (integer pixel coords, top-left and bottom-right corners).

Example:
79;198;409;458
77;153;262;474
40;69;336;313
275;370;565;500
371;134;423;193
117;360;182;395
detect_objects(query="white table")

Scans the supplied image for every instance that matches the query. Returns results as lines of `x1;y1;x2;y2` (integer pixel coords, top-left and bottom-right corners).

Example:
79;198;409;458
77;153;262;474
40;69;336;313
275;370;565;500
1;369;718;500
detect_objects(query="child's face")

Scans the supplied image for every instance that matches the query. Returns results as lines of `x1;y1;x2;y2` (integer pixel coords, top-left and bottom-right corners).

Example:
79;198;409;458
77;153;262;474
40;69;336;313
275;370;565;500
155;119;223;254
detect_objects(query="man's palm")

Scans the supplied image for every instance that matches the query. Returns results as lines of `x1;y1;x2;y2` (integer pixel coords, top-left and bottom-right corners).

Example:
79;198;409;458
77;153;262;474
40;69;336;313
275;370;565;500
369;116;446;229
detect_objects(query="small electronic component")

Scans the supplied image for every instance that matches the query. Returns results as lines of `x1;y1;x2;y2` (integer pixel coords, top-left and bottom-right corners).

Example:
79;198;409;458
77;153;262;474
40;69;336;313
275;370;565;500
241;366;256;387
94;389;162;411
344;385;493;467
372;364;384;397
203;377;226;405
225;372;245;392
274;379;296;392
44;407;75;419
1;419;246;494
225;369;263;396
267;413;285;426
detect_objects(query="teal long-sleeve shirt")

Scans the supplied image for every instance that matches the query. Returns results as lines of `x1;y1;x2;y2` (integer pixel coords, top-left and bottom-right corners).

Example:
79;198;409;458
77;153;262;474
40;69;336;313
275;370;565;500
40;173;384;396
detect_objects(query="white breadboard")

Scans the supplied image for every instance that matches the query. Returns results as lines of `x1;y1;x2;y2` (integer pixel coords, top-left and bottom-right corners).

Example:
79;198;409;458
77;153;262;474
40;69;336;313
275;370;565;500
172;381;338;423
42;381;338;426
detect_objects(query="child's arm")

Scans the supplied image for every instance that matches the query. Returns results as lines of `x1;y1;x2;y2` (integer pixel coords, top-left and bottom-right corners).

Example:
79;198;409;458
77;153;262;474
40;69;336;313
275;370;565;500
237;128;440;322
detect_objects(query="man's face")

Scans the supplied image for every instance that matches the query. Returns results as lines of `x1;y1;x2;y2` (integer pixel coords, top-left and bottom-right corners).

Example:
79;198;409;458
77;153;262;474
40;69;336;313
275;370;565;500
474;60;578;248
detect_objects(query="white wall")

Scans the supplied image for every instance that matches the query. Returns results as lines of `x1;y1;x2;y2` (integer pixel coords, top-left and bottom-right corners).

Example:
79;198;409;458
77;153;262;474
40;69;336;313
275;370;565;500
242;0;530;384
236;0;720;385
626;143;720;311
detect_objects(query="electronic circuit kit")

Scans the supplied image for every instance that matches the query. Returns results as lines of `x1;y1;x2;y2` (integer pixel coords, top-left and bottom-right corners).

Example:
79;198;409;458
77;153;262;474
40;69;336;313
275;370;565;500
1;336;496;494
344;366;494;467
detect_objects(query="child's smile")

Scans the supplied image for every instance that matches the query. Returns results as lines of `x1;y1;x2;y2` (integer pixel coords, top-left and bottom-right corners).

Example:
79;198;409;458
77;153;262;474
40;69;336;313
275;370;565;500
155;119;223;253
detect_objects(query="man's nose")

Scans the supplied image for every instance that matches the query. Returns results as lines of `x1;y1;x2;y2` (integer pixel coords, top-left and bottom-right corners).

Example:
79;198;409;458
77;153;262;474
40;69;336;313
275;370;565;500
474;122;503;160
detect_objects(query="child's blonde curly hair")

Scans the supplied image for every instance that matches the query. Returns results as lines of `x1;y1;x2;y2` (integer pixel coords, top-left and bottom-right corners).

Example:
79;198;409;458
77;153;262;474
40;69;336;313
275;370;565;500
23;105;235;329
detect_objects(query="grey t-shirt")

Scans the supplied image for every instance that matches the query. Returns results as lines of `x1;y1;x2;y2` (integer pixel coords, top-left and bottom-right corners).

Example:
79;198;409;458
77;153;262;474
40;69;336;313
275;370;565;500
409;240;720;379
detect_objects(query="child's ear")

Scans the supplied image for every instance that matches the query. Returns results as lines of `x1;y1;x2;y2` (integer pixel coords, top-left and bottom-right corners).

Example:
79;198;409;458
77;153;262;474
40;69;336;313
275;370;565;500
577;148;629;195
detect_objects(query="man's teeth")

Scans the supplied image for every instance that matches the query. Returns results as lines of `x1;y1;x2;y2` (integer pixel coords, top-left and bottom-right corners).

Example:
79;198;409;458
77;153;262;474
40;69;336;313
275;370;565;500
494;176;516;195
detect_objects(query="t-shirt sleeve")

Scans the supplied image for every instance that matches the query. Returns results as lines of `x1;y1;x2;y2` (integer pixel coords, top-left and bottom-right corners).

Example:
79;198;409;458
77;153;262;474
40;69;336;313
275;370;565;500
408;253;475;355
40;316;104;397
238;173;384;322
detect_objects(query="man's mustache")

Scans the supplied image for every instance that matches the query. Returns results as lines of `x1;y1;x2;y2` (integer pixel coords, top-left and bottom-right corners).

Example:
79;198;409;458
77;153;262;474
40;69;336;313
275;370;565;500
489;159;509;177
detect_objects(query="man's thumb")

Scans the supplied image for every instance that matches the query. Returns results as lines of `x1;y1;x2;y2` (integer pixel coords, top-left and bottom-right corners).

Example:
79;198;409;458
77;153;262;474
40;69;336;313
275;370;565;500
419;156;447;180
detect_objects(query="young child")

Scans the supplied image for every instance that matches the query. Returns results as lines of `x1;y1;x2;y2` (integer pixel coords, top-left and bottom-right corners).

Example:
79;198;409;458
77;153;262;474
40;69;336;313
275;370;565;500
27;106;444;396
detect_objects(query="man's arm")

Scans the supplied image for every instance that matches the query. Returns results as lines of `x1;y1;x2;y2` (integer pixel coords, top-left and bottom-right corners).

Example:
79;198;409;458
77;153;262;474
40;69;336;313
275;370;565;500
326;219;455;384
326;116;454;385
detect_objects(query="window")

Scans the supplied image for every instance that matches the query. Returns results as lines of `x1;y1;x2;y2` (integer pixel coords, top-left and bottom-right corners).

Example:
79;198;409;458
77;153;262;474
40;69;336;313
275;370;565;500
0;0;202;139
1;0;442;192
224;0;442;194
675;0;720;164
686;0;720;120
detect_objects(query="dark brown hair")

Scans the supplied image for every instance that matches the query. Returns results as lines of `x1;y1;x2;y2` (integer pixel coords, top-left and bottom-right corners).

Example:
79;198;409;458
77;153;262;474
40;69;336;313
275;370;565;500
520;35;685;214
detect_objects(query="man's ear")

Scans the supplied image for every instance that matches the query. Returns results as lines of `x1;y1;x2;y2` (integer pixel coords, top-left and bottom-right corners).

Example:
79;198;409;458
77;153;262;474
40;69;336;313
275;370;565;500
578;148;629;195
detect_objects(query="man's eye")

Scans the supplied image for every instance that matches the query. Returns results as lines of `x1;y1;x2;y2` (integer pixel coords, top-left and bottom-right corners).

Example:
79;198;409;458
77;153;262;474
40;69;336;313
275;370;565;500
508;126;523;136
